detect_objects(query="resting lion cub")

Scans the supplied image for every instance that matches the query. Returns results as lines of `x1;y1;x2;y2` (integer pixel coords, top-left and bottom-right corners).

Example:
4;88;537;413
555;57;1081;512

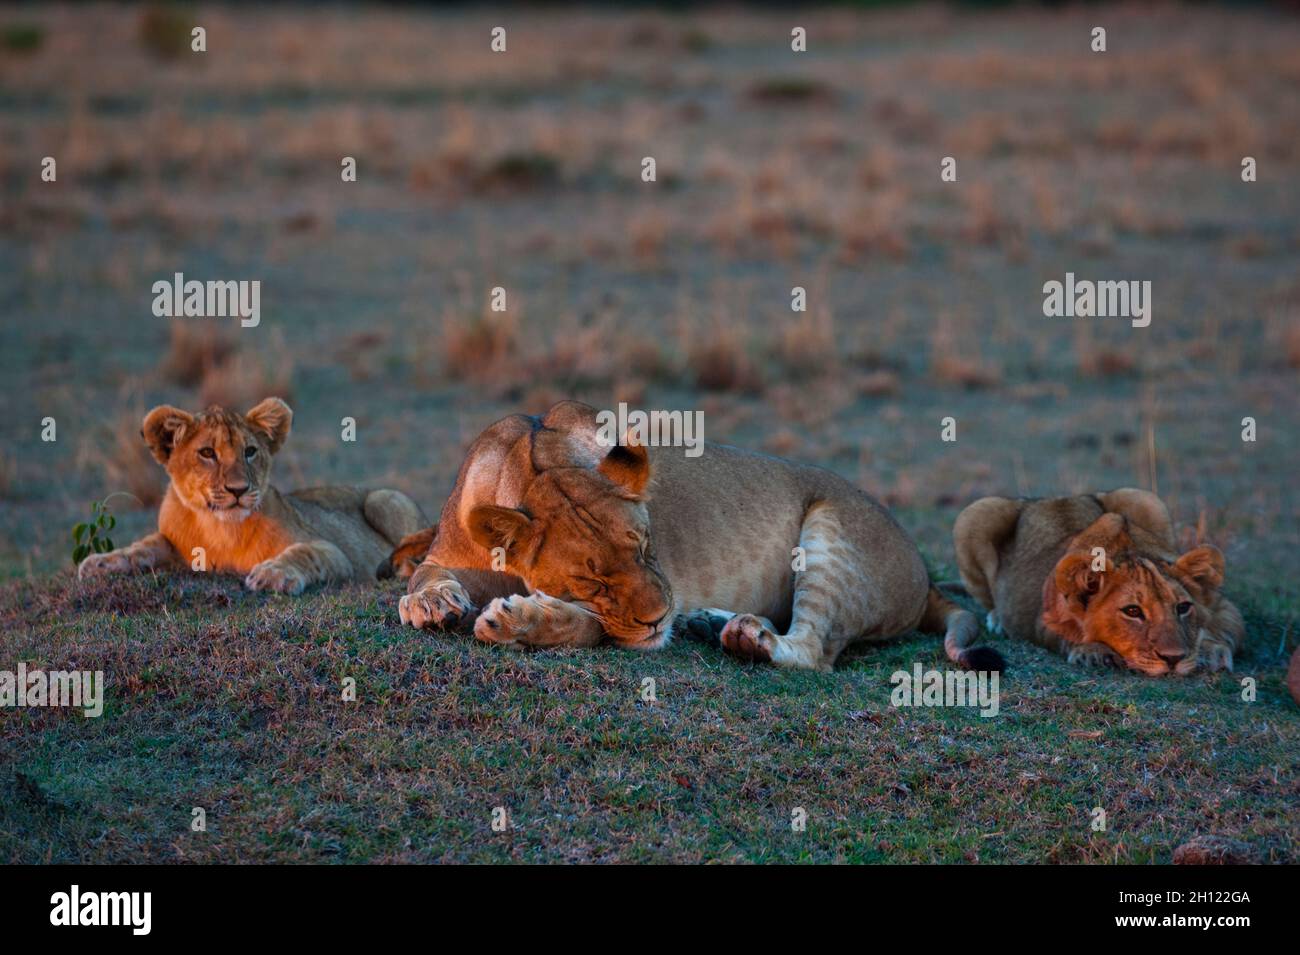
953;489;1243;675
77;397;426;594
390;400;1003;672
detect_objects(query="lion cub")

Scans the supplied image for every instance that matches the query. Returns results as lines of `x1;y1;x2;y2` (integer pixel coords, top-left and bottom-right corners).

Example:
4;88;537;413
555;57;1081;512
77;397;426;594
953;489;1243;675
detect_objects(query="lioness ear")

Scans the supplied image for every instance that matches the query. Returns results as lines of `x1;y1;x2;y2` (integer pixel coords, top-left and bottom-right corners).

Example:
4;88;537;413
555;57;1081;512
597;441;651;498
141;405;195;464
1173;545;1224;600
467;505;535;557
1054;551;1109;612
244;397;293;453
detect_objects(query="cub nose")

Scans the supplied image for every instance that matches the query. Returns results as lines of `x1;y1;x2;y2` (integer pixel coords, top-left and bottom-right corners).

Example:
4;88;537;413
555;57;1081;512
225;483;250;499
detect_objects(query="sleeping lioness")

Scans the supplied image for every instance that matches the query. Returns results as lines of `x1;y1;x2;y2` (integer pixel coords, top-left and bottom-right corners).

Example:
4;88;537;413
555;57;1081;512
77;397;427;593
953;489;1244;675
388;400;1002;672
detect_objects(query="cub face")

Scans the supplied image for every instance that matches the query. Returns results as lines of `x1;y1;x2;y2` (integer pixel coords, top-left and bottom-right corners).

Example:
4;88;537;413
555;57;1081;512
1051;545;1225;676
142;397;292;523
466;444;673;644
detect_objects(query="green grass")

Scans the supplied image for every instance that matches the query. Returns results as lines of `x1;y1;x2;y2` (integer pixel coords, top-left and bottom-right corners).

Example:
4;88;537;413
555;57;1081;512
2;571;1295;864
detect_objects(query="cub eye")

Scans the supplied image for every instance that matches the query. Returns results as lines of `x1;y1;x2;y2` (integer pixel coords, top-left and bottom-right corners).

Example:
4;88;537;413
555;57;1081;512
1176;601;1193;616
1121;605;1144;620
244;446;257;459
198;448;216;460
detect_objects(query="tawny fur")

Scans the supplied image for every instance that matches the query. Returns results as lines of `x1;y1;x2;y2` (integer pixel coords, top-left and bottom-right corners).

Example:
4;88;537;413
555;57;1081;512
395;400;999;672
78;397;427;594
953;489;1243;675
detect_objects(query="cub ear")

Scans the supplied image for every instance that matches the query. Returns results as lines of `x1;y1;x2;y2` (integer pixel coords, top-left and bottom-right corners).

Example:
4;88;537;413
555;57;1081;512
1054;551;1110;612
467;505;535;558
597;440;651;498
141;405;195;464
244;397;293;453
1172;545;1225;600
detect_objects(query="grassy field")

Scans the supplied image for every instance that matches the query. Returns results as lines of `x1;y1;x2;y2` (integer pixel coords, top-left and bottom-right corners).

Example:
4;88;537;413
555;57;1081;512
1;4;1298;862
2;570;1296;864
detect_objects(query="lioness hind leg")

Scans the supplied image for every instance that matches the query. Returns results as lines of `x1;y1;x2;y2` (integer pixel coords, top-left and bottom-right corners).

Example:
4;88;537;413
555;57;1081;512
473;593;604;649
363;489;427;547
952;496;1024;611
718;505;865;672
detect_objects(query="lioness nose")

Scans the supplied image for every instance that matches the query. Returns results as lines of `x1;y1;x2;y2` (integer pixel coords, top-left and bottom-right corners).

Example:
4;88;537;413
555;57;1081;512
225;483;249;498
1158;651;1185;666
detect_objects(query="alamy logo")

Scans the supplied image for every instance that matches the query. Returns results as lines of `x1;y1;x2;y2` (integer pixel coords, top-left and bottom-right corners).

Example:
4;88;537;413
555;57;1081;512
595;402;704;458
1;663;103;718
1042;272;1151;328
151;272;261;327
50;885;151;935
890;663;1000;717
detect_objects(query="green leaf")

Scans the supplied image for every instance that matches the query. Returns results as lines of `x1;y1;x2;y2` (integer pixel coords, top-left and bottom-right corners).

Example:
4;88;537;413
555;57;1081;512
105;515;116;531
73;523;89;544
73;545;88;563
95;538;112;554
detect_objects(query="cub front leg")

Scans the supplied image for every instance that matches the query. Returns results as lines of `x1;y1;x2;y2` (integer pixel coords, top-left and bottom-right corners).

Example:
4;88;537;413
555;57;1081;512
1196;634;1234;673
473;593;605;649
78;532;178;581
245;541;352;595
399;561;478;630
1066;642;1123;669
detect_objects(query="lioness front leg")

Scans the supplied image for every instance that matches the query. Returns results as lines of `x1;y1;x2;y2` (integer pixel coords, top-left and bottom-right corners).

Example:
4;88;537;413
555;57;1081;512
473;592;605;649
399;561;478;630
78;532;178;581
245;541;352;595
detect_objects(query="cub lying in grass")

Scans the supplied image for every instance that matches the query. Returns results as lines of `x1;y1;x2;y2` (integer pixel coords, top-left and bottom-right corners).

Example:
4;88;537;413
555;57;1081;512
77;397;426;594
388;400;1003;672
953;489;1243;675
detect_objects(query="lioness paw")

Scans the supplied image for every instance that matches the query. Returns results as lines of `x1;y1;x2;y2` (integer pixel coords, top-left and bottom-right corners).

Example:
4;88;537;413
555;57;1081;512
398;583;475;630
1198;640;1234;673
719;613;775;664
77;550;132;580
1067;642;1123;669
245;559;307;595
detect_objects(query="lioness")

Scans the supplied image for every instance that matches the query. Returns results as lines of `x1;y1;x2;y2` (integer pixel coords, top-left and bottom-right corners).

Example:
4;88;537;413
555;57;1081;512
390;401;1002;672
77;397;427;593
953;489;1243;675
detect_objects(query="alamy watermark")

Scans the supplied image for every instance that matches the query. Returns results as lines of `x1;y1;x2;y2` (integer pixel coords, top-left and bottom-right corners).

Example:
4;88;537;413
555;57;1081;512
595;402;704;458
1042;272;1151;328
151;272;260;328
890;663;999;717
1;663;103;718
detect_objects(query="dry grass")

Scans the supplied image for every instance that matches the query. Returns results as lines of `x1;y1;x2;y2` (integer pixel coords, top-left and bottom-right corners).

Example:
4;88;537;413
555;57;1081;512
160;321;236;387
197;333;295;411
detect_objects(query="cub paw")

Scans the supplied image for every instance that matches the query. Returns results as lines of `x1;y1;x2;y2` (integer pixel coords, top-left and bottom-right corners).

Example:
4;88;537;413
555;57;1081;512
1197;639;1234;673
985;610;1004;636
398;582;476;630
1067;642;1122;669
245;559;307;595
77;550;132;580
719;613;774;663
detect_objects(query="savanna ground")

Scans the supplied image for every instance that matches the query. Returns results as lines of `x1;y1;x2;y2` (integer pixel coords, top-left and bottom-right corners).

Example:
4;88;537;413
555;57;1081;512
0;3;1297;863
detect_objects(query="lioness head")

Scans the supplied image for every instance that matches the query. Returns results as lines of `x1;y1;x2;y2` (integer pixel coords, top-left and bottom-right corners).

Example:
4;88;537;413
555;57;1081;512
466;442;673;643
142;397;292;522
1050;544;1225;676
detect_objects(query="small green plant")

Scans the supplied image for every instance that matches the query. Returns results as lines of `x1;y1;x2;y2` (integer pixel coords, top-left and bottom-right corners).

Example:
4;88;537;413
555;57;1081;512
2;24;45;54
72;499;117;565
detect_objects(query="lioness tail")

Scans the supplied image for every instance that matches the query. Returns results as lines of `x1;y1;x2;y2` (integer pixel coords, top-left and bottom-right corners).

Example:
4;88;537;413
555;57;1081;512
919;585;1005;672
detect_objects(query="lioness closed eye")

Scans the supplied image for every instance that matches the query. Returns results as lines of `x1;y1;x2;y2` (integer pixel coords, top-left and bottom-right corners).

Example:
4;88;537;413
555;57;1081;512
953;489;1244;675
390;400;1004;673
77;397;427;594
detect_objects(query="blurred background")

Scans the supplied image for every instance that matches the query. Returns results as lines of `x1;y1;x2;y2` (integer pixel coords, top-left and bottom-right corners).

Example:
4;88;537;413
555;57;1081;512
1;3;1297;606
